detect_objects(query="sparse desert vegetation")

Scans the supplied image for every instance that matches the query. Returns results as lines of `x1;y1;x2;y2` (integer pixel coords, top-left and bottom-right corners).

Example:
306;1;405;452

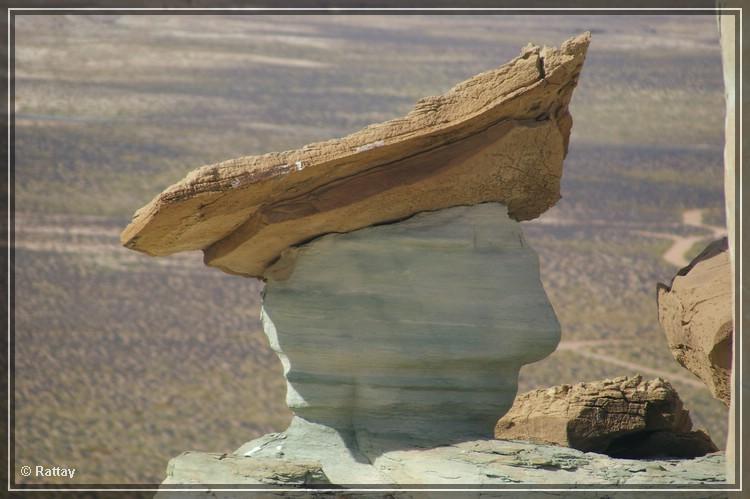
13;14;728;484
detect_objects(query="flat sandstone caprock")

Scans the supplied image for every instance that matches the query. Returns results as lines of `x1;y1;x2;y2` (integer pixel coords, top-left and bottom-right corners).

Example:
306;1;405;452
121;33;590;278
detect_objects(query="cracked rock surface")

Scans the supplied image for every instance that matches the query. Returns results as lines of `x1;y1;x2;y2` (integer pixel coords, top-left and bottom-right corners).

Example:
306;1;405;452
494;375;718;458
657;237;733;406
121;33;590;278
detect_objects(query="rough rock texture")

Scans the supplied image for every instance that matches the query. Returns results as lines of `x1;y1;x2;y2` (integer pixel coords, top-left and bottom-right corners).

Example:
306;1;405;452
121;33;590;278
657;238;733;406
262;203;560;454
162;452;329;485
159;437;725;487
494;376;718;458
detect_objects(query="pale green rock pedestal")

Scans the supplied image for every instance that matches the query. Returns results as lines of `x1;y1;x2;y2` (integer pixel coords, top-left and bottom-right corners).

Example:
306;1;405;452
256;203;560;480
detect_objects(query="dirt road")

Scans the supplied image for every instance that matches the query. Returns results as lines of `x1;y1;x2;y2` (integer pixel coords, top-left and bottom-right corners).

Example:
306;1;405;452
636;209;726;268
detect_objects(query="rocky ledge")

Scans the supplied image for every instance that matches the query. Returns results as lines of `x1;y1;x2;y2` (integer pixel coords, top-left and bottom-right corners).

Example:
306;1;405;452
156;376;726;488
161;438;725;486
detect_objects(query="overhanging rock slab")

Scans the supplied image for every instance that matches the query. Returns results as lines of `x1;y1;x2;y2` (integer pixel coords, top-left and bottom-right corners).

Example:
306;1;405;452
122;33;590;278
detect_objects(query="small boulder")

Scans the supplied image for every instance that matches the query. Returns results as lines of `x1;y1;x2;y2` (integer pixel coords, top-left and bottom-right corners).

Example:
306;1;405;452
657;237;733;406
494;375;717;458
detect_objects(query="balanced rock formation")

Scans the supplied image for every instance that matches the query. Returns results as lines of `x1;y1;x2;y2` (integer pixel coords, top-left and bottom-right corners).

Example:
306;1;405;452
494;376;718;459
124;34;594;485
657;237;733;406
121;33;590;278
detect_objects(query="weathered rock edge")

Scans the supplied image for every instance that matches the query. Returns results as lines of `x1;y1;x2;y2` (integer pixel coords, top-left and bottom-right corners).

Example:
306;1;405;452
121;33;590;278
494;375;718;459
657;237;733;406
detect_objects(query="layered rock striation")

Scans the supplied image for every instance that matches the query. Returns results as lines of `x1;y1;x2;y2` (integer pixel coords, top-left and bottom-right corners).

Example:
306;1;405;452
494;376;718;459
121;33;590;278
657;238;733;406
263;204;560;452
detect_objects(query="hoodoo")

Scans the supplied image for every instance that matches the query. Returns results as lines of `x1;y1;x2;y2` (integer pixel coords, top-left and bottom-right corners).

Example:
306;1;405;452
126;33;592;485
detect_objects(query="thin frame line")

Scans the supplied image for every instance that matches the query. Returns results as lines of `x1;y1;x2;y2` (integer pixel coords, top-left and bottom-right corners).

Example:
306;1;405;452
6;6;10;496
5;7;745;11
738;6;744;491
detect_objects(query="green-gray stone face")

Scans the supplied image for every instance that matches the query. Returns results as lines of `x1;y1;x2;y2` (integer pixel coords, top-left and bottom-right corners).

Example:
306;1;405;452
262;203;560;450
